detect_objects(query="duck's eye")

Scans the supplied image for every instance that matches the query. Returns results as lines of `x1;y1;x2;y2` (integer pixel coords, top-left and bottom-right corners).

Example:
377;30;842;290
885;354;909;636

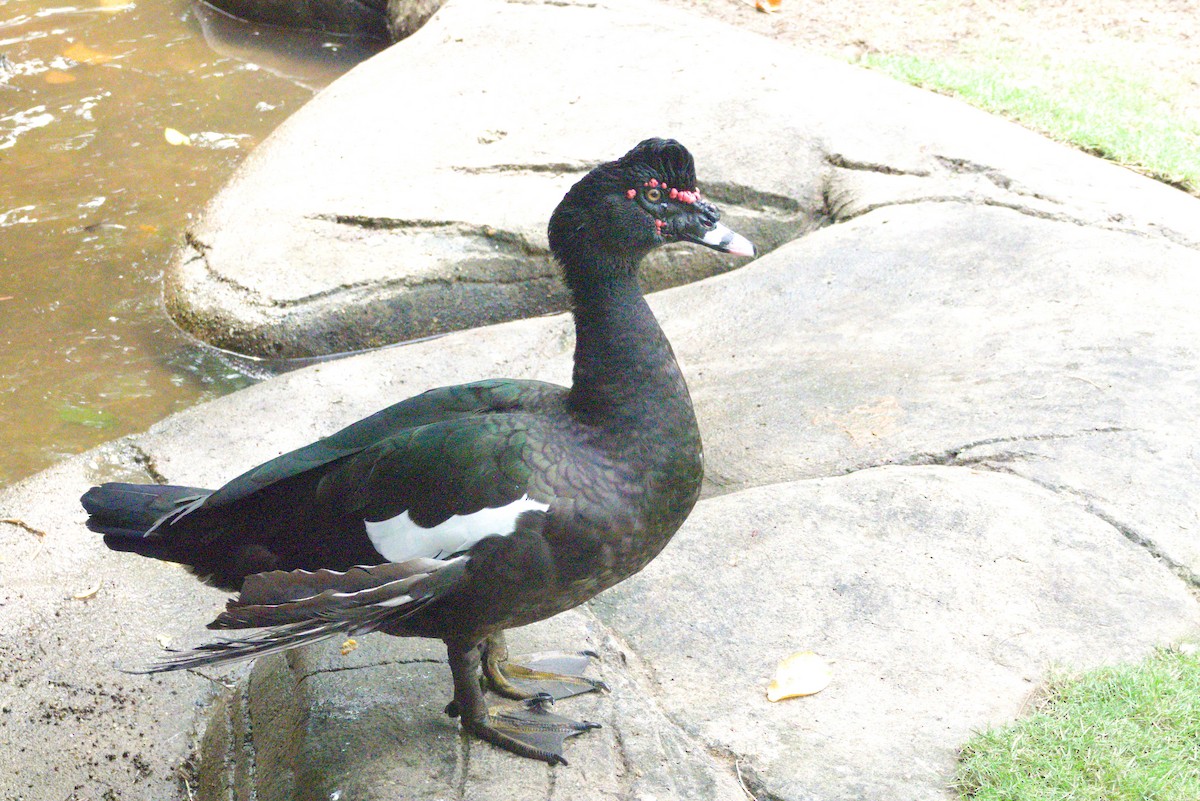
644;187;662;203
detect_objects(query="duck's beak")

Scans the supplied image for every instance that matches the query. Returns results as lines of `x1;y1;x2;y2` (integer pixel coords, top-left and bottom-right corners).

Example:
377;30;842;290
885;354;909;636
692;222;756;258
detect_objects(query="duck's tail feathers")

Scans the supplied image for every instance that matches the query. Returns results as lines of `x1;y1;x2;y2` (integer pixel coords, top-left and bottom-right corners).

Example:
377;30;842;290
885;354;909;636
125;614;384;674
126;556;468;674
82;483;210;555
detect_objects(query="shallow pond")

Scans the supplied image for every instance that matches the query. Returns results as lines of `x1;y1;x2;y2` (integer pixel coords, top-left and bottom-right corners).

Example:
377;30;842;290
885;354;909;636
0;0;379;487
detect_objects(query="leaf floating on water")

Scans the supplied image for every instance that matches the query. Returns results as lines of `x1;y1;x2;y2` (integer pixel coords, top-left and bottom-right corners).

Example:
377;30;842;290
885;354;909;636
63;41;113;66
58;404;117;429
44;70;76;85
72;580;102;600
766;651;831;701
163;127;191;146
340;638;359;656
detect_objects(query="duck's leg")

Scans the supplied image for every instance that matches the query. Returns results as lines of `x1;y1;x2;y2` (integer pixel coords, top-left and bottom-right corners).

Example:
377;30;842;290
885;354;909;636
446;638;600;766
481;631;607;701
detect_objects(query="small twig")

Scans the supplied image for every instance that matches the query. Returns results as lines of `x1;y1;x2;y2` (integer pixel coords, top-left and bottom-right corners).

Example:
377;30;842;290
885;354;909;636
185;667;238;690
734;758;759;800
0;517;46;537
176;765;196;801
0;296;13;301
1067;374;1107;391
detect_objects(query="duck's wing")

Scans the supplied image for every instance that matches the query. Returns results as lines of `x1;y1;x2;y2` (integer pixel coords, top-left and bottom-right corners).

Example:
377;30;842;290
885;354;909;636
201;378;561;513
117;388;579;589
311;410;560;564
133;557;467;673
134;409;580;671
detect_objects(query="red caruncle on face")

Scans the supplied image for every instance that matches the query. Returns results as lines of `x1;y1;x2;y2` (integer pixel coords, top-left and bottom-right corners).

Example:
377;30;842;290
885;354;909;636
626;180;701;205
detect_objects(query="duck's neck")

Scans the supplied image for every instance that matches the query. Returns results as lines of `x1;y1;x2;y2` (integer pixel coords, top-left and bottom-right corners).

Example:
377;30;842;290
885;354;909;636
565;263;694;435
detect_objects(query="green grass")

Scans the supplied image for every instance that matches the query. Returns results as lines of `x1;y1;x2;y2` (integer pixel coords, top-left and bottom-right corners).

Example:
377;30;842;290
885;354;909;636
955;647;1200;800
862;49;1200;195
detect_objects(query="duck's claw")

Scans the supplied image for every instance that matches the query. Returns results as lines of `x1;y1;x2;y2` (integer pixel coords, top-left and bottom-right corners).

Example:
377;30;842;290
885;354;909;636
482;632;607;701
489;651;609;699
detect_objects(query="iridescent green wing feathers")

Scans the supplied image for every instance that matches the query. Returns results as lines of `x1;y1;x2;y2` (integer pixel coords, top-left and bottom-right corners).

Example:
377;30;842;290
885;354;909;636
317;414;546;531
203;378;559;511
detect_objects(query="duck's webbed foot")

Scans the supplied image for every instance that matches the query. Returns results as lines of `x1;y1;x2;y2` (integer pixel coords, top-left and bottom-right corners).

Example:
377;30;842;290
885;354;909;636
468;693;600;766
446;638;599;765
481;631;608;701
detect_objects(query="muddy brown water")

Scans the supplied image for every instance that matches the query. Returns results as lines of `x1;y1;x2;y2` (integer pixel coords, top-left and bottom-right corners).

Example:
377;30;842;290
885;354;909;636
0;0;383;488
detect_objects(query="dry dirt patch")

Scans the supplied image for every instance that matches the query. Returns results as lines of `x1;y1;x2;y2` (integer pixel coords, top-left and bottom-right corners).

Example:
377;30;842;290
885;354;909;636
665;0;1200;134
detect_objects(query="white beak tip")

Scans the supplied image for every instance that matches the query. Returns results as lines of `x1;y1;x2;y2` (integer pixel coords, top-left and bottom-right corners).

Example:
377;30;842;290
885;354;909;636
700;223;756;258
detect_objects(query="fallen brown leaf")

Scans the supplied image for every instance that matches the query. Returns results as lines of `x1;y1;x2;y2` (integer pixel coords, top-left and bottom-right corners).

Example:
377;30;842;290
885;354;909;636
63;41;113;66
766;651;832;701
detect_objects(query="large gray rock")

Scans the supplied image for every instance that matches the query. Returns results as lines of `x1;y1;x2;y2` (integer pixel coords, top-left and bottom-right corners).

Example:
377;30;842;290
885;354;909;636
179;465;1197;801
193;612;748;801
198;0;392;39
0;453;236;801
167;0;1200;359
593;466;1197;800
189;468;1196;801
663;203;1200;583
193;0;441;41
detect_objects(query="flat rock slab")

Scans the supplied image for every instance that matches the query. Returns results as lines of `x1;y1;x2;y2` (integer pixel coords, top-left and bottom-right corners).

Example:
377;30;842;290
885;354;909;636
592;466;1198;800
190;467;1195;801
193;612;749;800
167;0;1200;358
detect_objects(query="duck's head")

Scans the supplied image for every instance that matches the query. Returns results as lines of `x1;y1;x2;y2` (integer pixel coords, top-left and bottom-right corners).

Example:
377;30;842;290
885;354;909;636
549;138;755;280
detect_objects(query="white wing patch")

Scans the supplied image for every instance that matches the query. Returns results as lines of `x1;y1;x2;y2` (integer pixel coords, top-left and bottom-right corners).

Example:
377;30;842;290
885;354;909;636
364;495;550;562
